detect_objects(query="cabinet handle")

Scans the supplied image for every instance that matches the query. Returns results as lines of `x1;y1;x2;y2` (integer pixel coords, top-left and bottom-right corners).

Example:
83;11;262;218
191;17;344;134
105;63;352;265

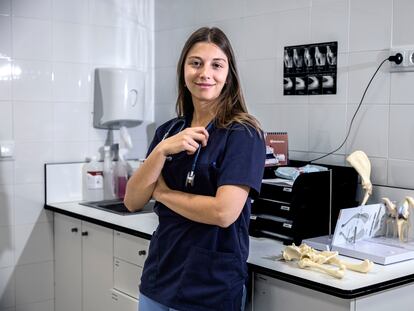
138;250;147;256
81;231;88;236
71;227;78;233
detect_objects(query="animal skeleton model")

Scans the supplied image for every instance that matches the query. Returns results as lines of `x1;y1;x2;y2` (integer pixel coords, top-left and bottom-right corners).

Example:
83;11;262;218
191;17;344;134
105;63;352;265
281;243;373;279
346;150;372;206
383;196;414;242
382;197;398;238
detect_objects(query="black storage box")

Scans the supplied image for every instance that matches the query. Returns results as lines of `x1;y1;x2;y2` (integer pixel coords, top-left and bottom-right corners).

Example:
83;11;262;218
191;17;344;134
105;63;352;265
250;160;358;245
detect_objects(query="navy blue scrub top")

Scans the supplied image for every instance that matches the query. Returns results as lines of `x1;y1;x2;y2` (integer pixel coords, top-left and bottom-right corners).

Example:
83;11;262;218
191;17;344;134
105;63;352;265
140;117;266;311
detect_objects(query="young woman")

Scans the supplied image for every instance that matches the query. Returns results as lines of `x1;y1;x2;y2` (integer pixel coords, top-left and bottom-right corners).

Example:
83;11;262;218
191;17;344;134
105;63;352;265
124;27;265;311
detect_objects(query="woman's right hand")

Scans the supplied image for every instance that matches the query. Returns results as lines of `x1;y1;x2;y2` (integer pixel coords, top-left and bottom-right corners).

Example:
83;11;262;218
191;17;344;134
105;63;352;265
157;126;209;156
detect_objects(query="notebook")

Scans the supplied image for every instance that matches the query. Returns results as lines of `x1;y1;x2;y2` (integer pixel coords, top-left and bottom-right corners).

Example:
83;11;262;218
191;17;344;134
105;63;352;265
265;132;288;167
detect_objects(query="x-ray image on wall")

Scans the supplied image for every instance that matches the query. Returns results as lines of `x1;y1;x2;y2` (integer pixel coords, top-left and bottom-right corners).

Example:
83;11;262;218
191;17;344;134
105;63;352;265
283;41;337;95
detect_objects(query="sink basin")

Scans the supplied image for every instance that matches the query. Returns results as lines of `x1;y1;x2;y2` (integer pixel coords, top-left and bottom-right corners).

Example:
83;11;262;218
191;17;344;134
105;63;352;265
80;199;155;215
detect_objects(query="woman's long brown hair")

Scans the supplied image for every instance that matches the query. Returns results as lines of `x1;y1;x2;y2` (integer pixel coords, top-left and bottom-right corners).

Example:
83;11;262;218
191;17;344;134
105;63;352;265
175;27;262;134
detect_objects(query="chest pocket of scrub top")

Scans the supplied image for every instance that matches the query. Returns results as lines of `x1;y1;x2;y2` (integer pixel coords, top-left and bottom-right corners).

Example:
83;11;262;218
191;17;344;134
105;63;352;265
163;152;192;191
177;247;245;310
192;161;219;195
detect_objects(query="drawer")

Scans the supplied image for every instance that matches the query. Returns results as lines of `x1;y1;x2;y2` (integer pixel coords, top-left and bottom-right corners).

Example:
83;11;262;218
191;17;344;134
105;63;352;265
114;231;149;266
114;258;143;298
252;198;293;218
249;215;294;242
111;289;138;311
259;182;293;203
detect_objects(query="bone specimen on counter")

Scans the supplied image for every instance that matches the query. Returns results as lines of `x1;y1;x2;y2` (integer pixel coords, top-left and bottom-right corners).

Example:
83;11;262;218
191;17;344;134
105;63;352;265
383;196;414;242
281;243;373;279
298;258;345;279
346;150;372;205
397;197;414;242
382;197;398;238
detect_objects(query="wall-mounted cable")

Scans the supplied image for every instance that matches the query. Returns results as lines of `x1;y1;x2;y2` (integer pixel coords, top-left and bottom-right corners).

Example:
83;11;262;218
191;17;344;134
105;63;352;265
309;53;403;163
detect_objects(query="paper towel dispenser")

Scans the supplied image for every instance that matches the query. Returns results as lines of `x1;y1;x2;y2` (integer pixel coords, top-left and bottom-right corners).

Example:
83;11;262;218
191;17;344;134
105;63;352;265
93;68;145;129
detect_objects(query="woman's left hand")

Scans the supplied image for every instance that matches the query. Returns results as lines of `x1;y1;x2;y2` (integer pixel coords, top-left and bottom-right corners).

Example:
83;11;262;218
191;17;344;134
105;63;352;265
153;175;169;202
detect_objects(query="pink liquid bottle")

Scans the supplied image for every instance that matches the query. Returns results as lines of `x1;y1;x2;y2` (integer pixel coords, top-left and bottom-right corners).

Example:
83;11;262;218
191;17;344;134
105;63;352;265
117;175;127;199
115;147;129;200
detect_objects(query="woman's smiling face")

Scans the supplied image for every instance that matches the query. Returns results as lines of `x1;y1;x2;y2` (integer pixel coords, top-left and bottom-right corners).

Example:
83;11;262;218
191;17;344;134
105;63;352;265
184;42;229;106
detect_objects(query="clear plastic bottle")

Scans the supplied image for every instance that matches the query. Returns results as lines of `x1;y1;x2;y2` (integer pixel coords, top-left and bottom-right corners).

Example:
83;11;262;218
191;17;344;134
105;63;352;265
82;156;104;202
103;146;116;200
115;148;130;199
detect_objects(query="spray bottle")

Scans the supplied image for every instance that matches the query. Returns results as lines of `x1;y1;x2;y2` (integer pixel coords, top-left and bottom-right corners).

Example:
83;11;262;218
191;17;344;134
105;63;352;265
103;145;116;200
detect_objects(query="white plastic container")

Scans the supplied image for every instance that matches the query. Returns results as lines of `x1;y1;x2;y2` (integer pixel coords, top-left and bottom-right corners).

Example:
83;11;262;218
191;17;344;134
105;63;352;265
103;146;116;200
82;156;104;202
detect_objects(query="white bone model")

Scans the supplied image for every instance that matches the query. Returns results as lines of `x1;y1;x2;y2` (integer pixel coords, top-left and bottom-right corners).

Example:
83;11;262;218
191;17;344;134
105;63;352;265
382;196;414;242
346;150;372;206
382;197;398;238
281;243;373;279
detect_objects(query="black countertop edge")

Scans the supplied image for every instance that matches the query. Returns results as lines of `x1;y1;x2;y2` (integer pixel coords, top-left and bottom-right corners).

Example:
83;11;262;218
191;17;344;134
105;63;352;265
45;204;414;299
248;263;414;299
44;204;152;240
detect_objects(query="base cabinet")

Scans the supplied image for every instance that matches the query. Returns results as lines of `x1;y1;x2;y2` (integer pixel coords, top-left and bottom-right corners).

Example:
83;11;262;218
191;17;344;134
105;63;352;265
253;273;351;311
54;213;113;311
54;214;82;311
113;230;149;308
252;273;414;311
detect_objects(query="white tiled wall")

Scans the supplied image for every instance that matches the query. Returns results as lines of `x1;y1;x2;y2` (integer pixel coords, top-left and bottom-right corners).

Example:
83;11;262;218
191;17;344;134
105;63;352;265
0;0;154;310
154;0;414;199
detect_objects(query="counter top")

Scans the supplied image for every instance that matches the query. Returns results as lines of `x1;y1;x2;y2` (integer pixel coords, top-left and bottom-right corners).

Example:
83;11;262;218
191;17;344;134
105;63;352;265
45;201;158;239
45;201;414;299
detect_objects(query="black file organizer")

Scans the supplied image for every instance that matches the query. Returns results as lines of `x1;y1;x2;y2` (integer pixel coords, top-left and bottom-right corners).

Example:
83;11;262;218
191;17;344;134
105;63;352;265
250;160;358;245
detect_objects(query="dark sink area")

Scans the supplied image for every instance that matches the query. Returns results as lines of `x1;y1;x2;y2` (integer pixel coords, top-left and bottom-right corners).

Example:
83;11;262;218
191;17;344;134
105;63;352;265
80;199;155;215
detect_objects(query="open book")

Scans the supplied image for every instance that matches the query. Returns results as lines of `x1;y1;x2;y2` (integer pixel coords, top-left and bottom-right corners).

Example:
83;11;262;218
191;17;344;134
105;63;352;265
331;204;414;265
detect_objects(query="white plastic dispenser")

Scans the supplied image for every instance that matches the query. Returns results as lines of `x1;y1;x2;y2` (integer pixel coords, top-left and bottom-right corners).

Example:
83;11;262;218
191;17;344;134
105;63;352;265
93;68;145;129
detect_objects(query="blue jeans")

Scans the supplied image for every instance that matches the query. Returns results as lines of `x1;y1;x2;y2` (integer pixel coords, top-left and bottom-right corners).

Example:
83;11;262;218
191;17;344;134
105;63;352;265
139;294;180;311
139;286;247;311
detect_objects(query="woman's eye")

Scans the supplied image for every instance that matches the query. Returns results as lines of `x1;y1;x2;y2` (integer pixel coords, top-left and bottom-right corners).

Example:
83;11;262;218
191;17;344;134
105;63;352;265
213;63;224;69
190;61;201;67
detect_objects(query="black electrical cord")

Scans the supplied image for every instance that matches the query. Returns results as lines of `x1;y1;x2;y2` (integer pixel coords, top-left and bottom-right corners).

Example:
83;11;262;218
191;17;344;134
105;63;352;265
309;53;403;163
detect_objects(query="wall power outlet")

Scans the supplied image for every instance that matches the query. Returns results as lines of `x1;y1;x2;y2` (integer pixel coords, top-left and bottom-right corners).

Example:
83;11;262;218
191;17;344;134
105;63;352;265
0;141;14;159
390;46;414;72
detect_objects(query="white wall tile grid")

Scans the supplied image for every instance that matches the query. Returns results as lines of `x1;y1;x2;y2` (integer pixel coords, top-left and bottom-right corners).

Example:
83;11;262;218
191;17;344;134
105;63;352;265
0;0;154;310
153;0;414;199
2;0;414;309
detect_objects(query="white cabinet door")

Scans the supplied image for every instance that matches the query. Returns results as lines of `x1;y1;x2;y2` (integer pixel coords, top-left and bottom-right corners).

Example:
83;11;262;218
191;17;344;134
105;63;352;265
355;282;414;311
253;273;352;311
54;213;114;311
54;214;82;311
82;221;113;311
